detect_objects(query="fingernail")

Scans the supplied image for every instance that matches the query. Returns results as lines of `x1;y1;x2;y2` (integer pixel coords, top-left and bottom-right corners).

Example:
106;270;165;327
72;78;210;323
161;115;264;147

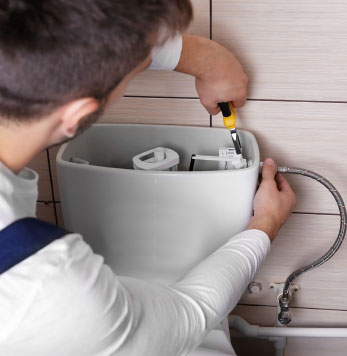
264;158;275;166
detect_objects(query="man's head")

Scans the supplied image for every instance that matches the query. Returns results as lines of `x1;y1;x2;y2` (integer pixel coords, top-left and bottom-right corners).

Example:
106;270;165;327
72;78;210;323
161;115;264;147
0;0;192;159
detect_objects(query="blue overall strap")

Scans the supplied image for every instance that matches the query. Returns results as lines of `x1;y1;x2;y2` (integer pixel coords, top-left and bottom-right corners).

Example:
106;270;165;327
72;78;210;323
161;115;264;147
0;217;69;274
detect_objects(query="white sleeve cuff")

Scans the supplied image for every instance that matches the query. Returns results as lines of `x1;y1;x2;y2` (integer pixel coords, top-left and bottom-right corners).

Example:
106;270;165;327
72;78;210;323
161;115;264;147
148;34;183;71
242;229;271;252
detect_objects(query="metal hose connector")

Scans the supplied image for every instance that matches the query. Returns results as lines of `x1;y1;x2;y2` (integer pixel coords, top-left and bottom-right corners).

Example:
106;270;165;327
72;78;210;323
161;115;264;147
276;166;347;325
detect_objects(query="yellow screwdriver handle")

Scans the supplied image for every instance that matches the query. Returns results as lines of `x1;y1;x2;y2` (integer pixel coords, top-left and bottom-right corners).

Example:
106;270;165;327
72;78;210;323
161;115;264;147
218;102;237;130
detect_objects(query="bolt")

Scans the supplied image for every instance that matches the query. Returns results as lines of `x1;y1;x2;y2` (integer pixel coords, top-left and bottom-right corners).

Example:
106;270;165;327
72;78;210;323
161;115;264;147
248;281;262;294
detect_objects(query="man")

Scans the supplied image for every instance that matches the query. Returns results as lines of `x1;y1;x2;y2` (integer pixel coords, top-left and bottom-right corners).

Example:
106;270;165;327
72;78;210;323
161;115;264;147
0;1;296;355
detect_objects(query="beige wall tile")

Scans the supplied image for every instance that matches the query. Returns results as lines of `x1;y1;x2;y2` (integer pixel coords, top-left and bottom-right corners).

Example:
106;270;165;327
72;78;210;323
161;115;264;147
239;213;346;311
233;304;347;327
212;0;347;101
27;150;53;202
101;97;209;125
188;0;210;39
213;100;347;214
125;0;210;98
36;202;56;224
125;71;198;98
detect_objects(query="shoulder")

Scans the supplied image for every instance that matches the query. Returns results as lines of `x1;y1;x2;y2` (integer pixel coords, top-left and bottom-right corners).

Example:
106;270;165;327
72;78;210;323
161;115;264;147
0;233;103;341
0;233;131;354
0;233;105;298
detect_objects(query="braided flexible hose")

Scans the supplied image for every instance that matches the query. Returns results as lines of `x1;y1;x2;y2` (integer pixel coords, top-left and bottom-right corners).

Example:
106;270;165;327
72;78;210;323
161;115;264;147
276;167;347;325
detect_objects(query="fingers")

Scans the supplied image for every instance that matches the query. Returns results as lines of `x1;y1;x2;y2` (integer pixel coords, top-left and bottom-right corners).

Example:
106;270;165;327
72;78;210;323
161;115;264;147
203;102;221;115
232;99;246;108
276;174;291;192
200;87;247;114
219;88;247;109
205;99;246;115
261;158;277;182
276;174;297;208
232;87;247;108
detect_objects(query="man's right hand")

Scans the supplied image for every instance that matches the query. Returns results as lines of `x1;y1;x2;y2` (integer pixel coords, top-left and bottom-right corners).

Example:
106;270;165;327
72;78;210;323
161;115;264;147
247;158;296;242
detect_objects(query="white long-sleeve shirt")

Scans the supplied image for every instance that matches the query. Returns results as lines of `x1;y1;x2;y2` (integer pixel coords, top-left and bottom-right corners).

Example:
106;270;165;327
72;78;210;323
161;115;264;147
0;160;270;356
149;34;183;70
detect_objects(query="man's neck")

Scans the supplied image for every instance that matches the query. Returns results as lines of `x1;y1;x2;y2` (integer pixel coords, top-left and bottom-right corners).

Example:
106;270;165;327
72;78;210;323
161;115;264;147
0;122;47;173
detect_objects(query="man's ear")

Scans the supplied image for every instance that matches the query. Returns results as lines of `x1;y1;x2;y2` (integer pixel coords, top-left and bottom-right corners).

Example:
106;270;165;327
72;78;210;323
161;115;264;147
60;98;99;138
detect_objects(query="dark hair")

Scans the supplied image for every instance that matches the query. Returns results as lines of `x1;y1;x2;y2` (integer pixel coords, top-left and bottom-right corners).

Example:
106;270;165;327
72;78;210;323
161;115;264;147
0;0;192;121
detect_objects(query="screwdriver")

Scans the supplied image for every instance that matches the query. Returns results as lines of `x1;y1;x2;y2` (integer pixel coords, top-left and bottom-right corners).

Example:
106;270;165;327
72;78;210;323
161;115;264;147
218;102;242;155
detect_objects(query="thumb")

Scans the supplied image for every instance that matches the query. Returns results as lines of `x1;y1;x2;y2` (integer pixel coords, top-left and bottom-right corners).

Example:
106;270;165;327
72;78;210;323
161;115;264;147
262;158;277;181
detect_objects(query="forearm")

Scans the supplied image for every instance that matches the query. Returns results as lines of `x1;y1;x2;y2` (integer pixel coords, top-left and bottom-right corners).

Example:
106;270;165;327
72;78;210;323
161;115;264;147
174;34;216;78
172;230;270;324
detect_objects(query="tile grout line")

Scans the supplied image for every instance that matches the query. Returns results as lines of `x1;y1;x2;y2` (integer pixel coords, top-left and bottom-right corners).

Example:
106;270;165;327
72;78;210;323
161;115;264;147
209;0;212;40
124;95;199;100
52;199;339;217
293;211;340;217
124;95;347;105
208;0;212;134
46;149;58;225
247;98;347;104
237;302;347;313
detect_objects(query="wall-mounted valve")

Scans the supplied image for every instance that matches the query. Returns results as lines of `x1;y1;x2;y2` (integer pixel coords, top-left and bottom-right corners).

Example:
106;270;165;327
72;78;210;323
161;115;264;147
278;294;292;325
270;282;299;326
